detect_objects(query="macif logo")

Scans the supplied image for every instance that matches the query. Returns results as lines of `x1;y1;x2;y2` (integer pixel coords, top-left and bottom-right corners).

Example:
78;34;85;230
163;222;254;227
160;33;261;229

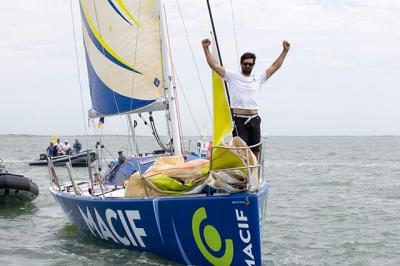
192;207;233;266
78;205;146;248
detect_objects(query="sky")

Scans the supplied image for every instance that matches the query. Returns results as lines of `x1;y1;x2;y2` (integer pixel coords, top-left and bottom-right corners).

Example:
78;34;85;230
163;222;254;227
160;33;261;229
0;0;399;136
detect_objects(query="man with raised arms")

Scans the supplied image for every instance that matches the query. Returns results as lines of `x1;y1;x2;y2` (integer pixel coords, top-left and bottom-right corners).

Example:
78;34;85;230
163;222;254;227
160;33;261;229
202;38;290;158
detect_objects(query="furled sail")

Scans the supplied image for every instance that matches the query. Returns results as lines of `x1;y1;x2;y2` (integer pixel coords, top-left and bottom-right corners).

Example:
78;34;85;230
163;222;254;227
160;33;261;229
80;0;164;116
212;45;233;145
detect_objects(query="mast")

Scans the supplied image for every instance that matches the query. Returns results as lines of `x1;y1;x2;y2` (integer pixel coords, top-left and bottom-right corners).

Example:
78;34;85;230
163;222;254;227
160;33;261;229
206;0;231;106
206;1;222;65
159;0;182;155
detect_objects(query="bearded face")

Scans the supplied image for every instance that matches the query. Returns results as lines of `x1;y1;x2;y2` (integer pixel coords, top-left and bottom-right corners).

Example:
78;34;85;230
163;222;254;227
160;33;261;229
241;59;255;76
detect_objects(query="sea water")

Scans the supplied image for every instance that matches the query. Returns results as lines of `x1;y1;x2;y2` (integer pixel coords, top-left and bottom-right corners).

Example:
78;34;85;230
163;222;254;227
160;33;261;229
0;135;399;265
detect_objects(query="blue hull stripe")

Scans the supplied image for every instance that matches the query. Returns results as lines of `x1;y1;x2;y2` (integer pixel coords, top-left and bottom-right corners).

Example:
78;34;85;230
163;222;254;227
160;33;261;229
85;51;154;115
153;198;165;245
172;218;192;265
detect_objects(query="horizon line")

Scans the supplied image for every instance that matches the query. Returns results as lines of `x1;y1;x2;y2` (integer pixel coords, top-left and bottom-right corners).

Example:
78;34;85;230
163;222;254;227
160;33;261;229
1;134;399;138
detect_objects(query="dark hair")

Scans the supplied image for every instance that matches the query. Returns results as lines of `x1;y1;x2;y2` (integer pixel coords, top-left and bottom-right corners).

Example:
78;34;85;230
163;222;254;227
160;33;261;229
240;52;256;64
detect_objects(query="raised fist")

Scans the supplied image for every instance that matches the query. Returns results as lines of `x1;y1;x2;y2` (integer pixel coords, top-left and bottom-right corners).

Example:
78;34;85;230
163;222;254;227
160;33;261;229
283;40;290;51
202;38;211;48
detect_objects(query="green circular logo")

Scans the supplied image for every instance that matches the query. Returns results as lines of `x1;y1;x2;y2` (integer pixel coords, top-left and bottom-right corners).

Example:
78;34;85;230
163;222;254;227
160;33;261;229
192;207;233;266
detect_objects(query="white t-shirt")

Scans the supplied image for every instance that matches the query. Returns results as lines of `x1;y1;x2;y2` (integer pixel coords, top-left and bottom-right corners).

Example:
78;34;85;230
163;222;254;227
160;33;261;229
63;143;71;152
56;142;64;153
223;69;268;110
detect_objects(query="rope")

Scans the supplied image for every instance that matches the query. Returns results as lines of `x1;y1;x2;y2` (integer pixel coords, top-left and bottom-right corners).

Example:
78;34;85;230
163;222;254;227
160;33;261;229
173;69;202;136
149;115;168;151
176;0;213;121
138;113;171;151
68;0;89;148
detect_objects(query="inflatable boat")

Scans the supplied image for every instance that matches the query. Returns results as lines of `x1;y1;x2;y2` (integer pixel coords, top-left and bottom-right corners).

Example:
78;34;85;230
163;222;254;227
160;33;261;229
29;150;97;167
0;160;39;205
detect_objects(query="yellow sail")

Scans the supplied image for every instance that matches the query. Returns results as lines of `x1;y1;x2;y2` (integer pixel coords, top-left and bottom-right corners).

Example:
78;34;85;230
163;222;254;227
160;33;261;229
212;69;233;145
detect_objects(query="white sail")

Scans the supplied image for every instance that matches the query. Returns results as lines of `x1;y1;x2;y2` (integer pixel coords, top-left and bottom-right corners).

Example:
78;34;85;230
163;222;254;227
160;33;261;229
80;0;164;116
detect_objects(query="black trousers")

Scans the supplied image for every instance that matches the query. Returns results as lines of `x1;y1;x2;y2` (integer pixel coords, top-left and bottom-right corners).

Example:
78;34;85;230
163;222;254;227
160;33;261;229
232;115;261;153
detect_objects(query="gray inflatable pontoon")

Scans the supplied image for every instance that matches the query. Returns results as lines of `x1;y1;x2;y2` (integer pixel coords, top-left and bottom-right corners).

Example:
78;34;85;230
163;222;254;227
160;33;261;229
0;160;39;205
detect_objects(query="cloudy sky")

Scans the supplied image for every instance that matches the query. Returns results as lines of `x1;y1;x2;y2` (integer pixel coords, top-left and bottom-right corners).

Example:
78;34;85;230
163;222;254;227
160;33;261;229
0;0;399;136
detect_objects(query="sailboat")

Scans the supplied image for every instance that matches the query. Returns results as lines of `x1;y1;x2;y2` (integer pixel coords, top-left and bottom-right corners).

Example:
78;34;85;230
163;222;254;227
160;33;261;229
49;1;268;265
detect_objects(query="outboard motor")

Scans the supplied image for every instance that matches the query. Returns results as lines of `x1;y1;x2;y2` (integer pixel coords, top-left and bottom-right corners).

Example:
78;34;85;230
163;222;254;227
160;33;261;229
39;154;47;160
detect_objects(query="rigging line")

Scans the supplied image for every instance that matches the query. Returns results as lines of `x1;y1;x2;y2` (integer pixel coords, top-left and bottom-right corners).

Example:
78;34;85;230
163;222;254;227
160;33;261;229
161;87;172;143
163;3;184;150
158;2;172;145
162;3;181;138
138;113;168;150
129;0;142;111
176;0;212;121
89;118;103;153
126;1;142;156
149;117;168;151
90;118;105;154
99;124;104;146
92;1;127;130
151;117;171;148
138;113;156;137
100;144;116;162
153;129;168;151
69;0;89;148
126;118;133;155
173;82;184;148
173;68;202;136
163;106;174;151
230;0;240;68
159;2;174;148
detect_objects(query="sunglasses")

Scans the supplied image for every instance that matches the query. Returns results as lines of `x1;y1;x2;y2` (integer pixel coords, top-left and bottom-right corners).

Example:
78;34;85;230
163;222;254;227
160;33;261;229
241;62;254;67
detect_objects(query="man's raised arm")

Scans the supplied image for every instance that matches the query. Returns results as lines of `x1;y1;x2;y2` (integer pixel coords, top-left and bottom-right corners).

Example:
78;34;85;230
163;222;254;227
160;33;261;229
202;38;225;78
266;40;290;79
